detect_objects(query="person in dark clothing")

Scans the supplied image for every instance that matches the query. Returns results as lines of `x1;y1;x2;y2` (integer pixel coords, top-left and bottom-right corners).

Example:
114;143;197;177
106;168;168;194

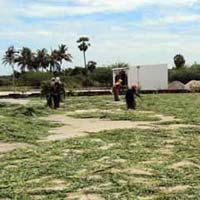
46;92;53;108
125;85;141;109
50;77;61;109
46;77;55;108
60;82;66;102
53;82;61;109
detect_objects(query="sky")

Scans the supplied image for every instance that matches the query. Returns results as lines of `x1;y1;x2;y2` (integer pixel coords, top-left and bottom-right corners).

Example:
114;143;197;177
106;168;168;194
1;0;200;75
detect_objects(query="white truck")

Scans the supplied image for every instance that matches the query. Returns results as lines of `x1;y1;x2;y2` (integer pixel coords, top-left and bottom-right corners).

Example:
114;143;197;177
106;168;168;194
112;64;168;90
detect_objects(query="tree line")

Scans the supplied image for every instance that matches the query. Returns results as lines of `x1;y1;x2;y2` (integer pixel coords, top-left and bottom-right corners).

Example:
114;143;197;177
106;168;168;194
1;39;200;90
2;37;99;90
2;44;72;73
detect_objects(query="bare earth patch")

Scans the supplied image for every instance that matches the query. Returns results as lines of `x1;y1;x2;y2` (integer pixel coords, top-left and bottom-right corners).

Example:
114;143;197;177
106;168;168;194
67;193;105;200
138;196;158;200
26;176;53;184
125;168;153;176
99;143;116;150
111;167;153;176
40;110;196;141
27;178;68;193
41;114;154;141
66;109;123;115
63;149;84;156
159;185;190;193
88;175;102;181
169;160;200;169
159;148;173;155
0;142;31;154
141;158;164;165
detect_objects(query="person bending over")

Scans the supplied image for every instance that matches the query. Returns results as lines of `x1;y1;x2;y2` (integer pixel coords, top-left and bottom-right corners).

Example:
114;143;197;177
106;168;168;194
125;85;141;109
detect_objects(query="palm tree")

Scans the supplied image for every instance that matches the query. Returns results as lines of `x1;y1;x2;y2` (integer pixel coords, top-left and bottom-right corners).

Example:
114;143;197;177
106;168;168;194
57;44;72;65
48;45;72;73
87;61;97;73
16;47;35;71
174;54;185;69
48;49;60;72
36;48;49;71
2;46;18;92
77;37;90;69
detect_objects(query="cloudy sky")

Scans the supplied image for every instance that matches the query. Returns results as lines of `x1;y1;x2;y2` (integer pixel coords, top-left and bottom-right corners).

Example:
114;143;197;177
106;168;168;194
1;0;200;74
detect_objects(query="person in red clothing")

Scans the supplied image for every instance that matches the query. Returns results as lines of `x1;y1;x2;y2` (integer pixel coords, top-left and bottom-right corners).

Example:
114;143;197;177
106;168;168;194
112;79;122;101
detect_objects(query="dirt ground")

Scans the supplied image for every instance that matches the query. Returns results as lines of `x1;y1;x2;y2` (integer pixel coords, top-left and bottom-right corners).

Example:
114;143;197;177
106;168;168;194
0;142;31;154
0;109;197;155
40;110;196;141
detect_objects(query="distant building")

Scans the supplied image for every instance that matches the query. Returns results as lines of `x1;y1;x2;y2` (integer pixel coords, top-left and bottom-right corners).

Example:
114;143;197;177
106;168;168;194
112;64;168;90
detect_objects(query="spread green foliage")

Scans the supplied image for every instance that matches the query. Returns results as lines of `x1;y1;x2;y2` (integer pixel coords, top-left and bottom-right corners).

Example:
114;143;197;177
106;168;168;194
0;93;199;199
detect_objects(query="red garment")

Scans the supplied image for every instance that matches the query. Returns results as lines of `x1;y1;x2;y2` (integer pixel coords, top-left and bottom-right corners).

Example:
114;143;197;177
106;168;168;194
112;83;121;101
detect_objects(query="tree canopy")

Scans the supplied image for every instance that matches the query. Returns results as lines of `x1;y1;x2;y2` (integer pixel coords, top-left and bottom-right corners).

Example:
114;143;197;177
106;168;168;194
174;54;185;69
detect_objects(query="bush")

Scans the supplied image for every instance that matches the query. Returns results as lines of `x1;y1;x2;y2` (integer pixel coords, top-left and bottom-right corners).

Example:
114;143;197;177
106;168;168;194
89;67;113;87
0;76;12;86
17;71;52;87
169;68;200;84
0;66;113;89
40;81;51;96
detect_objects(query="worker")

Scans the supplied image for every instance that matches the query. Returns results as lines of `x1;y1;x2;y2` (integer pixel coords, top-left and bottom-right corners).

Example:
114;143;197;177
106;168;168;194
46;77;55;108
112;79;122;101
125;85;141;109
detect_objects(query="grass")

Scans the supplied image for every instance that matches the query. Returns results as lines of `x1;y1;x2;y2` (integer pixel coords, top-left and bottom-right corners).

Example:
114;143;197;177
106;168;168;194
0;127;199;199
0;101;60;143
0;86;33;92
68;110;161;121
138;93;200;124
64;94;200;124
63;95;125;111
0;93;200;199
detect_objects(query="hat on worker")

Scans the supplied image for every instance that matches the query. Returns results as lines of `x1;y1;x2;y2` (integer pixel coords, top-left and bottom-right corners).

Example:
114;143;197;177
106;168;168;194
132;84;137;89
55;77;60;83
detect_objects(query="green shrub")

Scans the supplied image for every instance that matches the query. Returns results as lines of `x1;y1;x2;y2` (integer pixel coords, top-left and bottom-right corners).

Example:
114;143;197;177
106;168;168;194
0;76;12;86
89;67;112;87
169;68;200;84
17;71;52;87
0;66;113;89
40;81;51;96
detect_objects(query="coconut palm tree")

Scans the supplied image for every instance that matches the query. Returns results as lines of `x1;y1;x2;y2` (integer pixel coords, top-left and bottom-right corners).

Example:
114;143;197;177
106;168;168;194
48;49;60;72
16;47;35;71
2;46;18;91
35;48;49;71
77;37;90;69
57;44;72;65
174;54;185;69
48;45;72;72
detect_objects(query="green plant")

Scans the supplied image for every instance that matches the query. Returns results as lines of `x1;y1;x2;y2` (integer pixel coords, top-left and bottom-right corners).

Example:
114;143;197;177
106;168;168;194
40;81;51;96
174;54;185;69
77;36;90;69
169;68;200;84
2;46;19;91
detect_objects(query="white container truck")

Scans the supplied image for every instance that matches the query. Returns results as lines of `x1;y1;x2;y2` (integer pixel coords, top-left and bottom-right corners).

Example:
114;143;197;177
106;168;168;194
112;64;168;90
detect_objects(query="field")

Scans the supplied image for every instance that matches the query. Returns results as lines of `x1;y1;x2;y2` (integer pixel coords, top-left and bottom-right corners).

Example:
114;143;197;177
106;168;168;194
0;94;199;199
